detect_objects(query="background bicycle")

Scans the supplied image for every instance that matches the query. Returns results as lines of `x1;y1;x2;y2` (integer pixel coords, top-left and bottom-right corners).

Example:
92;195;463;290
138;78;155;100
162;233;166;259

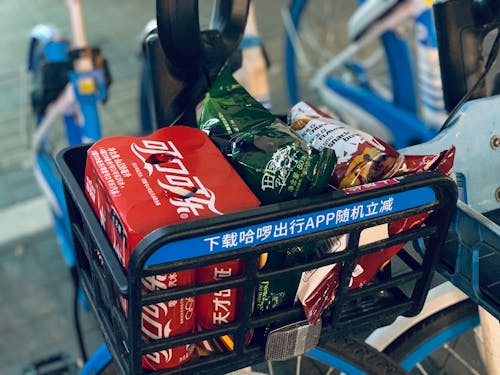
284;0;500;149
0;1;155;373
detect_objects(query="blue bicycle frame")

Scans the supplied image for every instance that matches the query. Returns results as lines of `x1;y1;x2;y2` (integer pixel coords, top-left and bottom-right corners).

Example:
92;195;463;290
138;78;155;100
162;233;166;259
28;25;107;288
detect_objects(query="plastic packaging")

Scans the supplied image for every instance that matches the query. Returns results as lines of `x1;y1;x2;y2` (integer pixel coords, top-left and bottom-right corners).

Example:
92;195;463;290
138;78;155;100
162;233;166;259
199;69;336;204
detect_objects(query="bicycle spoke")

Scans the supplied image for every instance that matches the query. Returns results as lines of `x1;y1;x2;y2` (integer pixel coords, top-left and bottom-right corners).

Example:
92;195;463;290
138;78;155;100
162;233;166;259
282;7;313;74
267;360;274;375
411;335;484;375
414;362;429;375
442;343;481;375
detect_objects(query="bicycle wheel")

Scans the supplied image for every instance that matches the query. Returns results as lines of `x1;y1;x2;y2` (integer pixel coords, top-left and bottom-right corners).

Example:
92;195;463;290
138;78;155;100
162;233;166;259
248;335;409;375
383;299;486;374
284;0;417;144
285;0;359;107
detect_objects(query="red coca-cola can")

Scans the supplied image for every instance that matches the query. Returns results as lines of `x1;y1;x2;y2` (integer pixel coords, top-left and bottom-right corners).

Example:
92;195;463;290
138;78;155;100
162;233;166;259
196;260;244;353
84;126;261;368
141;271;196;370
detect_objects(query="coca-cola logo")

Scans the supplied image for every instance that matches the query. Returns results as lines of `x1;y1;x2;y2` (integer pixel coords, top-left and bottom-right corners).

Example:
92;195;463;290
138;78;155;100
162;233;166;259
184;297;195;321
144;348;173;366
142;303;173;339
143;274;177;290
130;139;222;219
142;274;195;329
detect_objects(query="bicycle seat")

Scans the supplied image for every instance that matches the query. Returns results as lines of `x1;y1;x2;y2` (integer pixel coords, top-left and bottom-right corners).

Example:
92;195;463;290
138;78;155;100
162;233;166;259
348;0;408;40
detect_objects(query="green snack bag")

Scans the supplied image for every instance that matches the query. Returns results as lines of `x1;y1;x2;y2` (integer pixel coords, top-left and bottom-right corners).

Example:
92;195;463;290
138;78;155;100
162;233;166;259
255;245;314;314
199;68;272;135
199;68;336;204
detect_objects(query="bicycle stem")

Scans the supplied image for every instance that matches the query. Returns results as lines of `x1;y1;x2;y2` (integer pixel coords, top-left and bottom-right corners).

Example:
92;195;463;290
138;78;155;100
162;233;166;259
66;0;93;72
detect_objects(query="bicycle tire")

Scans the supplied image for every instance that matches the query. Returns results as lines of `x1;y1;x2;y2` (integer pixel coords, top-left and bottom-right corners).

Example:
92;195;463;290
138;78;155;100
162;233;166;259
308;335;410;375
251;335;410;375
79;343;119;375
383;299;485;374
284;0;359;107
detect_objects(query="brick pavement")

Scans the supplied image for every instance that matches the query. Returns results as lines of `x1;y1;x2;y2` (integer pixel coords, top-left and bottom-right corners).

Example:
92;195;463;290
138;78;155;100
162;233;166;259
0;229;102;374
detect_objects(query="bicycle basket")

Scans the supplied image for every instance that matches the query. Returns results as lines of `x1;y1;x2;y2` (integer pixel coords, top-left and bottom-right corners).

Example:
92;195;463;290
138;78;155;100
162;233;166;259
56;144;457;374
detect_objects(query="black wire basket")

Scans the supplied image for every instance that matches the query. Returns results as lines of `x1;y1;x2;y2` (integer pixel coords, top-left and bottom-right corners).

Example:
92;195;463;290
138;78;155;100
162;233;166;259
56;144;457;374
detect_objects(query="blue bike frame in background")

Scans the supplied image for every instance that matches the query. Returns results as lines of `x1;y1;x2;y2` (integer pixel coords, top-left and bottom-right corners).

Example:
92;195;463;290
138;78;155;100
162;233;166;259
28;24;107;288
285;0;446;148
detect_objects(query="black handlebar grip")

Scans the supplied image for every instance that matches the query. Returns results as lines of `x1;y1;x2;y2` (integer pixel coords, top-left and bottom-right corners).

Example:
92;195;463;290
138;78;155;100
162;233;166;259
210;0;250;52
156;0;249;80
156;0;203;76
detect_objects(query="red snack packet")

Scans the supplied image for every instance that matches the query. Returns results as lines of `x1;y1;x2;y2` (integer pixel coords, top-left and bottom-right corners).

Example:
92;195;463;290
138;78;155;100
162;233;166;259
84;126;260;370
347;146;456;291
290;103;456;323
288;101;405;188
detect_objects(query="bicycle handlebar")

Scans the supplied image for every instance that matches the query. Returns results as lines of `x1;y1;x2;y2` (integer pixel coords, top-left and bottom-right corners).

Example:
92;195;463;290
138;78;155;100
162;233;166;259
156;0;249;79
